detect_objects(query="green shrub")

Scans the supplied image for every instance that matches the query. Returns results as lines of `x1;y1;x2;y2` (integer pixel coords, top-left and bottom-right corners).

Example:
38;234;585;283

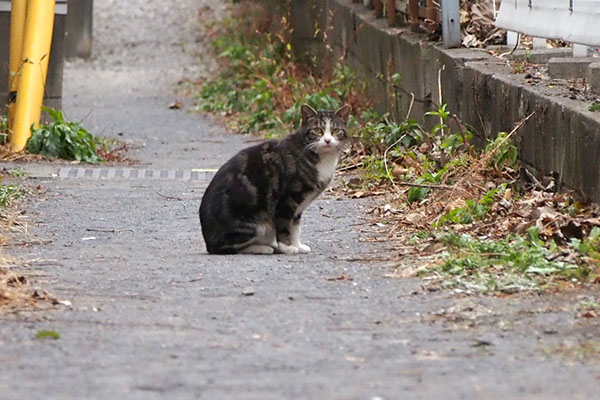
27;108;102;163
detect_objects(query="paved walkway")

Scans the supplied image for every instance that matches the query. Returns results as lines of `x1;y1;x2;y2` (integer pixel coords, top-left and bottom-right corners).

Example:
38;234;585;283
1;1;599;399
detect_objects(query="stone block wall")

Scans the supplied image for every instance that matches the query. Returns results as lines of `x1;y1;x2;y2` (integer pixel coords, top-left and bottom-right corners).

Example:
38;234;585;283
267;0;600;202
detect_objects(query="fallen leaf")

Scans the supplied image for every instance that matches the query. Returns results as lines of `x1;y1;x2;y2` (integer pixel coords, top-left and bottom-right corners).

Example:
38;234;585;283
583;310;597;319
446;198;467;211
405;212;424;225
327;274;353;281
560;220;585;240
392;164;409;177
35;330;60;340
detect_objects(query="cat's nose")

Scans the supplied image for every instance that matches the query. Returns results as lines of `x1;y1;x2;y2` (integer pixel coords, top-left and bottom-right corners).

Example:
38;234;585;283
324;137;331;144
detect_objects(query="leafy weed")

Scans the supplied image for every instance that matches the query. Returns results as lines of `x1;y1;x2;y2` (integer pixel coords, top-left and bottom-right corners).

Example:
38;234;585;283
35;330;60;340
27;108;102;163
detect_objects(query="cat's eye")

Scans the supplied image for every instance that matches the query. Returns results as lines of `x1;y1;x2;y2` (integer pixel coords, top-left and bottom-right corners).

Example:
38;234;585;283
312;128;323;135
334;128;345;136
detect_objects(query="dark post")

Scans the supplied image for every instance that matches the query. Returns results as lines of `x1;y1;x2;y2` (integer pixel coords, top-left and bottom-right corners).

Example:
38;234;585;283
386;0;396;26
65;0;93;59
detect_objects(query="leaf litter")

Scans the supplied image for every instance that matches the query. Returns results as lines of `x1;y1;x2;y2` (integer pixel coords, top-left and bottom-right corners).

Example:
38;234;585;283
339;108;600;295
0;171;63;312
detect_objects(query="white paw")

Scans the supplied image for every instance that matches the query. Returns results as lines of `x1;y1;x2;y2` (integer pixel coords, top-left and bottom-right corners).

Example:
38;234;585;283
296;243;311;253
277;242;299;255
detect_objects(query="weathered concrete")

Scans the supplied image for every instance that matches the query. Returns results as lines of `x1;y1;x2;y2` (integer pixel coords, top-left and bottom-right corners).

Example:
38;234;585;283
589;62;600;94
486;47;572;64
279;0;600;202
548;57;595;79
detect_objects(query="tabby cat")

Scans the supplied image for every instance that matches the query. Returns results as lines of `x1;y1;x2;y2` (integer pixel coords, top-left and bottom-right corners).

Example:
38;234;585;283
199;104;351;254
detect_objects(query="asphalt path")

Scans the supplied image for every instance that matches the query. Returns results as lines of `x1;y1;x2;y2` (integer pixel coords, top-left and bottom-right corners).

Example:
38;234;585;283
1;1;599;399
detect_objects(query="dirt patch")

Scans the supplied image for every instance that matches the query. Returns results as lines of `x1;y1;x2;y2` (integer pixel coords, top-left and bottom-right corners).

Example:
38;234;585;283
0;173;57;312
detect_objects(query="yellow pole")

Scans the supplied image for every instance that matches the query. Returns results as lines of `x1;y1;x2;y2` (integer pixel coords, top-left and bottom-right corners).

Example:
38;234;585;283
10;0;56;152
8;0;27;129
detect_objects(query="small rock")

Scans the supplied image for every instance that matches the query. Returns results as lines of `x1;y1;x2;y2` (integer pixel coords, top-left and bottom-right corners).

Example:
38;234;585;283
498;199;512;210
500;285;520;294
405;212;424;224
242;287;255;296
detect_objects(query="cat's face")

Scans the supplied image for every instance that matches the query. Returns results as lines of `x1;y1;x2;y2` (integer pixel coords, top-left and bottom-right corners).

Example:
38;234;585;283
300;104;351;154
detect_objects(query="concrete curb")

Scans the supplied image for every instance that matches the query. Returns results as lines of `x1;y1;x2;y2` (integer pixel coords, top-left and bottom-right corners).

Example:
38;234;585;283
275;0;600;202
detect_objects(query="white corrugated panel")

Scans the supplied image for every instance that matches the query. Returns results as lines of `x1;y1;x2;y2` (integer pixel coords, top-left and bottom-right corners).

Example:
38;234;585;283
496;0;600;46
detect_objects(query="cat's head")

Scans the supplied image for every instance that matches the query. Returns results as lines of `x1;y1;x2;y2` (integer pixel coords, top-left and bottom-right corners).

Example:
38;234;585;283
300;104;351;154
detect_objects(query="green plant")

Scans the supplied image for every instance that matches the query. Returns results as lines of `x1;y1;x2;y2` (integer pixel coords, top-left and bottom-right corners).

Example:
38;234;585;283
405;161;455;204
485;132;518;170
438;185;506;225
4;167;28;178
569;227;600;261
35;330;60;340
197;28;299;135
0;115;8;145
0;184;27;209
407;230;431;244
421;229;588;293
589;101;600;112
359;114;424;150
425;103;450;136
26;108;102;163
197;13;362;138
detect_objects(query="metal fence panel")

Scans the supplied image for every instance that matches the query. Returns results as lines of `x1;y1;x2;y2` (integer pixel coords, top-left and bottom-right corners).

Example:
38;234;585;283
496;0;600;46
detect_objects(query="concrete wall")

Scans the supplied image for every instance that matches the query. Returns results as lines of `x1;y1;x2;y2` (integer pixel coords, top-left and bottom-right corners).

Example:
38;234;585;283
271;0;600;202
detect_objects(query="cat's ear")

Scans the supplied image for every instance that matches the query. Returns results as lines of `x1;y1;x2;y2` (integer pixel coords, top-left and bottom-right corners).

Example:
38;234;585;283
335;104;352;122
301;104;318;123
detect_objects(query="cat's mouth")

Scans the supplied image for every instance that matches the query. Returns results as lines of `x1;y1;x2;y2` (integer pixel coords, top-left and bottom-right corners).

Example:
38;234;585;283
317;142;341;153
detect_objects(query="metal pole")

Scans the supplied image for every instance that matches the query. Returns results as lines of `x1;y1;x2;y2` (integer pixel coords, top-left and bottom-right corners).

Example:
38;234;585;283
441;0;461;48
8;0;27;129
10;0;56;152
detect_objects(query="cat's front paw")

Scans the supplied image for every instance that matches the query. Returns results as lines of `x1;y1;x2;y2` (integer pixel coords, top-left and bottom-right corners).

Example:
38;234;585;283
277;242;300;255
297;243;311;253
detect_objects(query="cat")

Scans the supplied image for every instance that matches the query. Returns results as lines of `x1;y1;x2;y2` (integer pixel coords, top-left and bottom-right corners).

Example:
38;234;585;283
199;104;351;255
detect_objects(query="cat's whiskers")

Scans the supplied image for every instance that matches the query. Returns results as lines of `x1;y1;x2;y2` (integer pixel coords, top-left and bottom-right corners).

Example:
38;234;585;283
305;139;348;154
305;142;321;153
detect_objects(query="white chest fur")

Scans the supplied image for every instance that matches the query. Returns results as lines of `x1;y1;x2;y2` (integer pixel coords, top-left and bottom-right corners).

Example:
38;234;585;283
316;152;339;185
293;153;338;218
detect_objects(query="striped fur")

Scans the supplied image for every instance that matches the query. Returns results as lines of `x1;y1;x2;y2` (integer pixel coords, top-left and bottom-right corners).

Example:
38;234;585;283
199;104;351;254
